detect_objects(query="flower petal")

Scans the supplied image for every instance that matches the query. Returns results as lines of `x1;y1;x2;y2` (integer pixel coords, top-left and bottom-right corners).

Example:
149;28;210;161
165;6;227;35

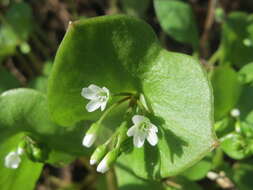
147;131;158;146
149;124;158;133
89;84;102;93
100;101;107;111
86;100;101;112
133;131;146;148
81;87;96;100
132;115;145;125
127;125;137;137
102;87;110;97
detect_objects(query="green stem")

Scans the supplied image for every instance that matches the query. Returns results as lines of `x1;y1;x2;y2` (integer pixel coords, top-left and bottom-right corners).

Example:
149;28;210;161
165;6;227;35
208;48;221;66
115;121;128;149
113;92;133;96
98;97;130;124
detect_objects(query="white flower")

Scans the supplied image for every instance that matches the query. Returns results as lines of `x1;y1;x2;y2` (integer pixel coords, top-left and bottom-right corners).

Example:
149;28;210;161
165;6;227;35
81;84;110;112
127;115;158;148
82;133;96;148
4;151;21;169
230;108;240;117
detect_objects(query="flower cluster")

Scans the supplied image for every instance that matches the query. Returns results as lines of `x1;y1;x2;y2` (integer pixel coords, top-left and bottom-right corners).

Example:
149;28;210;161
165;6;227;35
81;84;159;173
4;137;49;169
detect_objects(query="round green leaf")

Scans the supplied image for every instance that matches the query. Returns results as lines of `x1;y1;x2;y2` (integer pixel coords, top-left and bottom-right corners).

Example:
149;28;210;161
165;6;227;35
211;66;242;121
48;15;216;179
221;133;249;160
154;0;199;48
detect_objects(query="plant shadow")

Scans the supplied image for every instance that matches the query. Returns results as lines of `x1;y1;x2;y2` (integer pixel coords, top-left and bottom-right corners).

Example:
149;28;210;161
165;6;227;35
143;115;189;178
161;127;188;163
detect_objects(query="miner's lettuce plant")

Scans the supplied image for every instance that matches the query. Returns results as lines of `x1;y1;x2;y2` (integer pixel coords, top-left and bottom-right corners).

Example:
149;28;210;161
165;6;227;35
2;1;253;189
0;14;217;189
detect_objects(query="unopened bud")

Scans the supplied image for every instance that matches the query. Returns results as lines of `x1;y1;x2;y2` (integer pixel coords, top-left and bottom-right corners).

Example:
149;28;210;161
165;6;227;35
243;38;252;47
82;123;100;148
27;143;49;162
4;151;21;169
90;145;107;165
96;149;119;173
230;108;240;118
17;140;27;155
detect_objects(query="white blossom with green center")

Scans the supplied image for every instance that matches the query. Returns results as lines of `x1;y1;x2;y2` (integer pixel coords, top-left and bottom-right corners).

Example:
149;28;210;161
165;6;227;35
127;115;158;148
81;84;110;112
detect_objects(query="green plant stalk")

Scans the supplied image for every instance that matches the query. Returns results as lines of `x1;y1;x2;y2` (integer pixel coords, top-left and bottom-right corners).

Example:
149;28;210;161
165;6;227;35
98;96;131;124
208;48;221;66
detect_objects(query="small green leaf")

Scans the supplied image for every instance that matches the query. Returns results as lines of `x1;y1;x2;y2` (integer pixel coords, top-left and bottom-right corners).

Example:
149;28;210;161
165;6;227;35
0;133;43;190
211;66;242;120
28;76;48;92
5;2;33;41
154;0;199;48
181;156;212;181
120;0;150;17
220;12;253;67
221;133;250;160
0;25;19;57
238;62;253;84
48;15;216;179
214;117;234;138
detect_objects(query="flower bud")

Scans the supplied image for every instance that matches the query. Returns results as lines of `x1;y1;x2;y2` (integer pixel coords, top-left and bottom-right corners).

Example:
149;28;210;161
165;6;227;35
26;143;49;162
82;123;100;148
230;108;240;118
4;151;21;169
96;149;119;173
17;140;27;155
90;144;107;165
